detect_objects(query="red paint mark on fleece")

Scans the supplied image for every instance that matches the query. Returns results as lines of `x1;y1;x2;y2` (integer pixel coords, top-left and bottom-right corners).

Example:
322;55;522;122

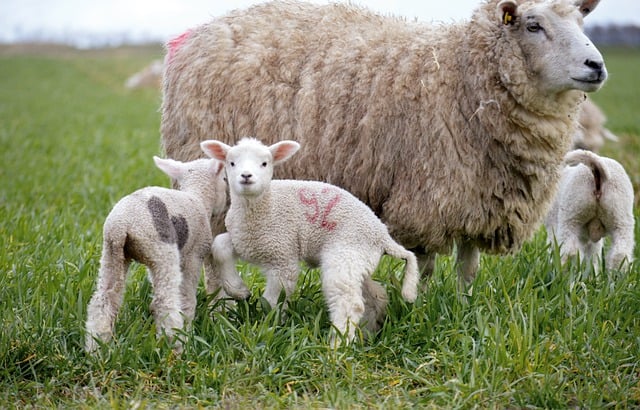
166;29;193;63
297;187;341;232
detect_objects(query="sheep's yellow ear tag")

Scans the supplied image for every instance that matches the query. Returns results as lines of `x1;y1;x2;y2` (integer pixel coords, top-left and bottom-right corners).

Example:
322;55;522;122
503;11;513;25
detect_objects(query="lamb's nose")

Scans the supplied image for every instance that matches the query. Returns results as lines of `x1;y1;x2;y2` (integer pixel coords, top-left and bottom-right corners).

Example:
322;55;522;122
241;173;252;180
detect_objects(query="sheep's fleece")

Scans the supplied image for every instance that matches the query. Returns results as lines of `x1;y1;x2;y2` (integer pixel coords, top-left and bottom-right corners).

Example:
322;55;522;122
161;0;608;282
545;149;635;270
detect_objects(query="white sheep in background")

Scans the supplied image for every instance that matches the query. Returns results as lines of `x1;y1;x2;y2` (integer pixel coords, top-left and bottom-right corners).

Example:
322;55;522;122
125;59;163;90
161;0;608;288
85;156;248;354
545;149;635;271
201;137;419;343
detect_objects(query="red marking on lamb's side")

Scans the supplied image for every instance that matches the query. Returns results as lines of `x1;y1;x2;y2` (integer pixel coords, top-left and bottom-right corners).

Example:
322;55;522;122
298;187;341;231
166;29;193;63
298;188;320;224
319;188;340;231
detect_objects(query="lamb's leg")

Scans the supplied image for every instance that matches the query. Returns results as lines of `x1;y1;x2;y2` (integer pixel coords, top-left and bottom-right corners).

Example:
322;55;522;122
606;223;635;270
556;224;583;264
180;253;203;326
360;276;388;336
262;263;299;309
204;217;230;301
321;255;366;346
580;239;603;272
85;239;130;353
147;247;184;347
203;253;228;300
211;233;250;300
456;240;480;283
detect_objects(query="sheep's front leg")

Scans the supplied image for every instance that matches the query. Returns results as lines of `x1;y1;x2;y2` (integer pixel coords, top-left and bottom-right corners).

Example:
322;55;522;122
456;240;480;283
262;263;299;309
211;233;250;300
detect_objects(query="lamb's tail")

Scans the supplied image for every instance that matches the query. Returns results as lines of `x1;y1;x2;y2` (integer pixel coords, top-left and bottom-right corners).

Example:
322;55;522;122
564;149;608;200
384;240;419;303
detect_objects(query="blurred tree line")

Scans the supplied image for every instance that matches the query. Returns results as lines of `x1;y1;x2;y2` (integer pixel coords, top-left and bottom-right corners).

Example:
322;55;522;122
586;24;640;47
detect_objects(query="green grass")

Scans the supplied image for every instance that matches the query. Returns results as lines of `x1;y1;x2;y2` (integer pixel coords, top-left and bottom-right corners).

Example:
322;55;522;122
1;44;639;409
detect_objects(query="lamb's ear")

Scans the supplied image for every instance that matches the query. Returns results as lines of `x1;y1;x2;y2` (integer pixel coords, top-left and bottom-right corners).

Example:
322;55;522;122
574;0;600;17
270;140;300;165
201;140;230;162
497;0;518;26
153;156;185;179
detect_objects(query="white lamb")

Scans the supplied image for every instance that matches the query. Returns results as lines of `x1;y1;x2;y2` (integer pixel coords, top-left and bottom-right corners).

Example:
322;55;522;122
200;137;419;343
85;156;248;353
545;149;635;271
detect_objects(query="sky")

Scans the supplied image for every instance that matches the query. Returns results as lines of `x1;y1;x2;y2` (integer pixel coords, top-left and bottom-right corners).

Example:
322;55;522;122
1;0;638;48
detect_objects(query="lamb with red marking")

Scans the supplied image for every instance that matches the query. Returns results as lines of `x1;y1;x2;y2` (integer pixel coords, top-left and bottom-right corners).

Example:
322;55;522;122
201;137;419;345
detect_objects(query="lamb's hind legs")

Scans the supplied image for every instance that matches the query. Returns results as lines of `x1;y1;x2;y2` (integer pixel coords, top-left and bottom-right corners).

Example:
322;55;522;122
85;242;130;353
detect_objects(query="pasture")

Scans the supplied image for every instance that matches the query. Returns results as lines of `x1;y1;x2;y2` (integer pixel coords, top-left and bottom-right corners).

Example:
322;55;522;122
0;44;639;408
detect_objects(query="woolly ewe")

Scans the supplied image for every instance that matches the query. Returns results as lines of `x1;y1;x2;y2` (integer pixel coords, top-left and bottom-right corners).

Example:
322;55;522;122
201;138;419;343
85;156;247;353
161;0;607;285
545;150;635;271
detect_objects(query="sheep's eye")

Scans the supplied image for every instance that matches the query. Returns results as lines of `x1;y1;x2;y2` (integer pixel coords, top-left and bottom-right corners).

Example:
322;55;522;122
229;161;235;167
527;22;542;33
261;161;268;167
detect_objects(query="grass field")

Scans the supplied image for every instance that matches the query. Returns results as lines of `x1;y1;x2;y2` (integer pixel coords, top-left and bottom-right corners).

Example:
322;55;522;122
1;43;639;409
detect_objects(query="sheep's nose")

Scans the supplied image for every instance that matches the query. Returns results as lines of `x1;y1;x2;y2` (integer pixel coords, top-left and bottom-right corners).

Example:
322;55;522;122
584;59;603;71
241;172;252;181
584;59;606;80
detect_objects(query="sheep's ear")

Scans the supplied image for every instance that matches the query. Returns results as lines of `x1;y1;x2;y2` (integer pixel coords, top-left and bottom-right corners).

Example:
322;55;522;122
153;156;185;179
497;0;518;26
574;0;600;17
270;140;300;165
201;140;230;162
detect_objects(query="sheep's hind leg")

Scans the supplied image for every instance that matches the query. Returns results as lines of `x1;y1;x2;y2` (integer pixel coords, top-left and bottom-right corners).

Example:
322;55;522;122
148;246;184;349
456;240;480;284
85;240;130;353
179;253;204;327
360;277;387;337
321;256;366;346
606;223;635;270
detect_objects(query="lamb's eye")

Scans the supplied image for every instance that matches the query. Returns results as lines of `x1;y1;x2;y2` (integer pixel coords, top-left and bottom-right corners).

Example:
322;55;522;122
261;161;268;167
527;22;542;33
229;161;235;167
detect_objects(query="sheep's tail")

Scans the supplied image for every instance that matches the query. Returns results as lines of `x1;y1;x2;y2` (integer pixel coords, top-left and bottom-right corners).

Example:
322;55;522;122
384;240;419;303
564;149;608;199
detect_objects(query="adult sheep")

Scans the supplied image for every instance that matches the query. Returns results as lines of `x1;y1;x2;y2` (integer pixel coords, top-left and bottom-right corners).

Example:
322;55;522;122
161;0;607;284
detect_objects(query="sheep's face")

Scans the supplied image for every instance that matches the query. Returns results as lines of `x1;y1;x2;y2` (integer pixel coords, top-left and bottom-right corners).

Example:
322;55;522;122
497;0;606;94
200;138;300;198
225;144;275;197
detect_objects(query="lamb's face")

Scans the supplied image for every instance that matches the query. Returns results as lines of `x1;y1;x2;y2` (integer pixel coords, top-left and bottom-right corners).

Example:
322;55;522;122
498;0;606;94
225;145;274;197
